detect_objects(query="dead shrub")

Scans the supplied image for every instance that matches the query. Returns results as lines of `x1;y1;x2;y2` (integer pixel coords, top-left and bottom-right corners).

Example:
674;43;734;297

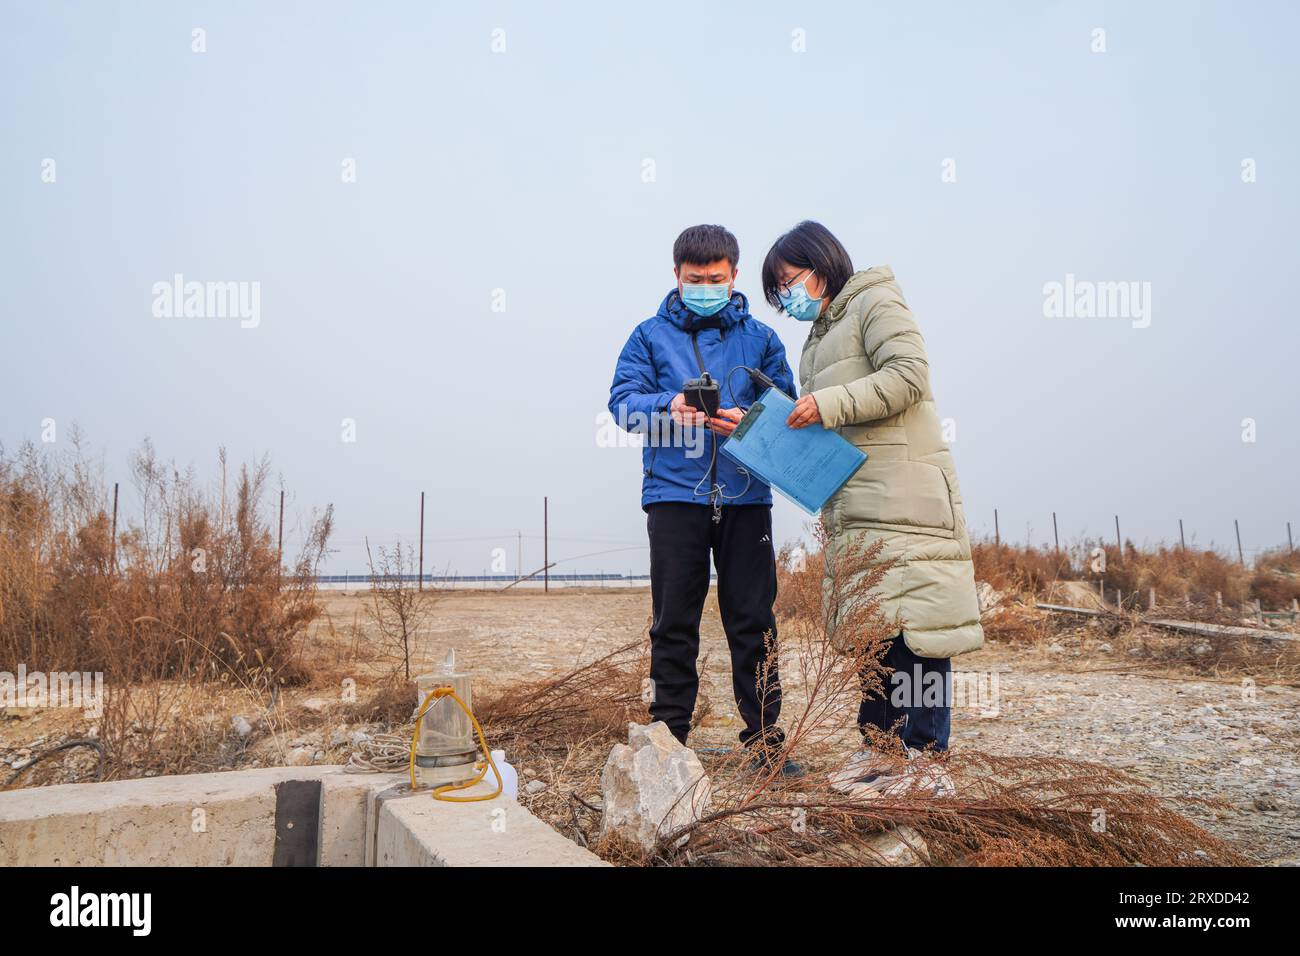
968;537;1295;617
980;606;1050;644
0;436;332;687
343;677;418;725
476;639;651;752
0;433;335;784
363;540;438;681
971;540;1076;594
1251;549;1300;608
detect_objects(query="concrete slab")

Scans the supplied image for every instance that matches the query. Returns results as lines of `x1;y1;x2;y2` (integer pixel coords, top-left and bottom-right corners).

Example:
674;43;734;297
0;765;345;866
375;779;607;867
320;771;405;866
0;768;606;867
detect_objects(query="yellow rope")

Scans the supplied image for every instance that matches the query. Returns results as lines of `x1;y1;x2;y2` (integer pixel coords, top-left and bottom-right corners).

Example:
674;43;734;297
408;687;503;802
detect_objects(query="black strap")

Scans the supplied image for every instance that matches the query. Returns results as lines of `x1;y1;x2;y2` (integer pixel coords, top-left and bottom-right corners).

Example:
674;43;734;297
690;331;708;377
691;332;721;521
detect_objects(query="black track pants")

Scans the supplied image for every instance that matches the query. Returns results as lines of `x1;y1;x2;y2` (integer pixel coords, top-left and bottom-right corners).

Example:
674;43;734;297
645;502;783;748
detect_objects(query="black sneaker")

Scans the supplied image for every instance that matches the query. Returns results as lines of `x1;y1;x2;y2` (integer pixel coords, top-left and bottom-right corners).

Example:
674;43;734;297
748;749;806;779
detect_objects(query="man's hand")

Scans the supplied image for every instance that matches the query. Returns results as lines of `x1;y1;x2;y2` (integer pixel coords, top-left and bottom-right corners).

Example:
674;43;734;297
707;407;745;437
670;392;708;427
786;394;822;429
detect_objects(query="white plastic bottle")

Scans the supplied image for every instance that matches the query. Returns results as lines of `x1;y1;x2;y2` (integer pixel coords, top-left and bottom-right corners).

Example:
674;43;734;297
489;750;518;800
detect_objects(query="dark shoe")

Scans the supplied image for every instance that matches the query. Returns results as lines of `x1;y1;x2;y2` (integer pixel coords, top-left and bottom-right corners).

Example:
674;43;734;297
748;749;806;779
775;757;806;779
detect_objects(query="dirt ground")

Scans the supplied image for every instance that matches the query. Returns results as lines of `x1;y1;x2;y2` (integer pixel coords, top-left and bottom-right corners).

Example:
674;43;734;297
317;587;1300;865
3;586;1296;865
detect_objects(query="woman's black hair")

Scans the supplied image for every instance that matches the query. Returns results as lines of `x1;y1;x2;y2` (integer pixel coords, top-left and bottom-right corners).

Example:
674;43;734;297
761;221;854;310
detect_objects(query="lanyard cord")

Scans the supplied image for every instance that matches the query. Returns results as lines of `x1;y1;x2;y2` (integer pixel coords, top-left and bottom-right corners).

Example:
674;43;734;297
687;331;770;520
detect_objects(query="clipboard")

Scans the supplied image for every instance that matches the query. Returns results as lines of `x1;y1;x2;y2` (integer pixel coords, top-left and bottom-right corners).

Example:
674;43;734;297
720;387;867;515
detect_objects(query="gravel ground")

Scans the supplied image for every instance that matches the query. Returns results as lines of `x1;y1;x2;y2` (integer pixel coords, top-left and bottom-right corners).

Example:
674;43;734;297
957;641;1300;865
4;588;1296;864
395;589;1299;865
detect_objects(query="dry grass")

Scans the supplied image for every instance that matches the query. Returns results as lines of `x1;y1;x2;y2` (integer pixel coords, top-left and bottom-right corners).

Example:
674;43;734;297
1252;548;1300;608
0;435;333;683
477;640;651;752
972;537;1298;612
971;540;1076;595
0;434;334;781
657;749;1245;866
969;536;1299;678
980;605;1052;645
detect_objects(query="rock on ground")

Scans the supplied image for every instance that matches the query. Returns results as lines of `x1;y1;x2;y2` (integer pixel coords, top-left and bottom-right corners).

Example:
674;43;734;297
600;721;712;853
864;825;928;866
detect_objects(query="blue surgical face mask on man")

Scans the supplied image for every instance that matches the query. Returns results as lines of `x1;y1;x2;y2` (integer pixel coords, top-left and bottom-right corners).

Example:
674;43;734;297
681;282;732;317
778;271;823;322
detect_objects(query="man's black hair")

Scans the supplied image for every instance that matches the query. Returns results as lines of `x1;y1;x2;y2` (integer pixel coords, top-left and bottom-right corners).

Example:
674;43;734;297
761;221;855;309
673;224;740;271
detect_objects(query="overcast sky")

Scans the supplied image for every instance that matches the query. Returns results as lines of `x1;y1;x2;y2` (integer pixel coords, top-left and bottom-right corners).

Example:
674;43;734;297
3;0;1297;578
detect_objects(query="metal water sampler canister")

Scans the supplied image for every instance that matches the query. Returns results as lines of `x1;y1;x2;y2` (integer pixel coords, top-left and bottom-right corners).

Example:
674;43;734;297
414;649;478;788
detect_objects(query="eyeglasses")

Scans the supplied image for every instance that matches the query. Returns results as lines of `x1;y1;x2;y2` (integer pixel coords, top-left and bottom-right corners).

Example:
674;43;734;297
777;269;814;296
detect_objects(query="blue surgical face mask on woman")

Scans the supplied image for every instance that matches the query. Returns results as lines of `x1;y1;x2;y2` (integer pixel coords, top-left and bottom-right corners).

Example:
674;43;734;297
779;271;823;322
681;282;732;317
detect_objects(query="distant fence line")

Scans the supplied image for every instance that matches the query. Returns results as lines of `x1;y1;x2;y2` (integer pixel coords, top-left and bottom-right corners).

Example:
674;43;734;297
314;572;673;586
989;509;1294;566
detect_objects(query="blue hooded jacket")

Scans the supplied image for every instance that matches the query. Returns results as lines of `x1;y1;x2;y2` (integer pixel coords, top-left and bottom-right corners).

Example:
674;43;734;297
608;289;796;510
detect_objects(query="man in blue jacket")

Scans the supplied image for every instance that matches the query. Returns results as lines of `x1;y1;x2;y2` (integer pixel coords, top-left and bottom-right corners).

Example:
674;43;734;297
608;224;801;776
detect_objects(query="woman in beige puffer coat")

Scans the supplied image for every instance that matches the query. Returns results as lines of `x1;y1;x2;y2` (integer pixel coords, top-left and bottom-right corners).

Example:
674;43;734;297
761;221;982;794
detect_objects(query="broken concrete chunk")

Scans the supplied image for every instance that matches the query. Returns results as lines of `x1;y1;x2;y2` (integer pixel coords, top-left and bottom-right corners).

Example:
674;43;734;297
599;721;712;853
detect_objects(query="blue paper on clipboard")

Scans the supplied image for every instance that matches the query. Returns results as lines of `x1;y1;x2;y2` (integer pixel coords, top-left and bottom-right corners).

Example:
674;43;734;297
720;387;867;515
